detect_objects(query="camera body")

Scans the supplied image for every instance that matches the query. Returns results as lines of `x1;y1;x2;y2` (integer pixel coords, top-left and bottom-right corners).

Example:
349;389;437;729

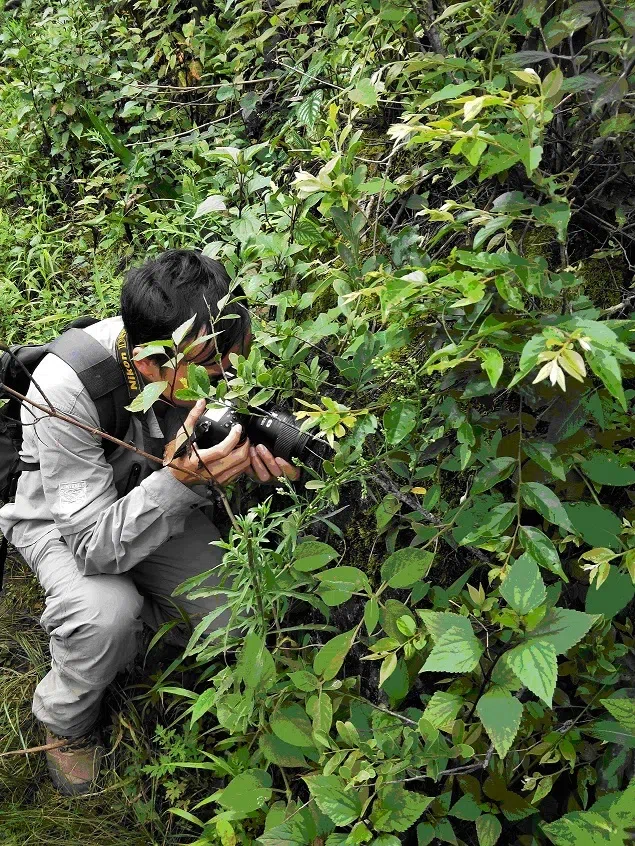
194;402;312;462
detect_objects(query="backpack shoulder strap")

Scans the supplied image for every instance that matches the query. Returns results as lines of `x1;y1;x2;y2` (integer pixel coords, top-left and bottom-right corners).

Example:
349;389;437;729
48;328;130;455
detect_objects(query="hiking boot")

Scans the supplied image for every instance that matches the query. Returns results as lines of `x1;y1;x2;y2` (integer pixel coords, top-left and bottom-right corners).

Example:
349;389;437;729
45;729;104;796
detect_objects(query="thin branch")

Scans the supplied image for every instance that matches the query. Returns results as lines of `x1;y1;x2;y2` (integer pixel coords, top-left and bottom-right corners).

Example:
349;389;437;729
0;738;68;758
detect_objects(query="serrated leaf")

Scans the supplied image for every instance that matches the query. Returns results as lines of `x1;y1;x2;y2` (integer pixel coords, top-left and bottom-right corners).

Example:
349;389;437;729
477;688;523;758
529;607;595;654
476;814;502;846
421;626;484;673
303;775;363;826
314;628;356;680
500;553;546;615
471;457;516;495
507;639;557;706
381;548;433;588
370;786;433;833
601;698;635;733
419;611;474;641
423;691;463;730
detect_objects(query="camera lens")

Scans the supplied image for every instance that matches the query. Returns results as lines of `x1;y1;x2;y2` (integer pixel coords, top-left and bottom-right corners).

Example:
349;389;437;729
246;406;311;461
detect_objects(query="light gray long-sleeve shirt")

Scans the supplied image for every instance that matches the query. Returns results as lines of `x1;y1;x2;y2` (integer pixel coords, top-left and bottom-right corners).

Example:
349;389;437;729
0;317;209;575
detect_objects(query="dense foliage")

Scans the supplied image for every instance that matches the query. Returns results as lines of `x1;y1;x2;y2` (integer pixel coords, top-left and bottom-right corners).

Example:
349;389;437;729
1;0;635;843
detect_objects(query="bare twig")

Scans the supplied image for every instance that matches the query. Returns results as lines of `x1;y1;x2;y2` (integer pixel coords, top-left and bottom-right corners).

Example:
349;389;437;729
0;738;68;758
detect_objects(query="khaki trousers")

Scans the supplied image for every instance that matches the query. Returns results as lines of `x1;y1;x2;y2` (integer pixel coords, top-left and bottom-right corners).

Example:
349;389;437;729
17;510;228;738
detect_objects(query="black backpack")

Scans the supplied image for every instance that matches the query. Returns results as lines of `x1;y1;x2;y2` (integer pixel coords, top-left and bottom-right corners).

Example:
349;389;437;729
0;317;131;588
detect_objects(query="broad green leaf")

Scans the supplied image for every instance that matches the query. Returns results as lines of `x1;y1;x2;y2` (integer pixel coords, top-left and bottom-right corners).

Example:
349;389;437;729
364;597;379;636
289;670;319;691
532;201;570;242
601;698;635;733
586;349;626;410
383;400;418;444
458;502;516;545
237;632;275;689
125;380;168;413
471;457;516;495
418;611;474;642
507;639;557;706
508;334;546;388
476;814;502;846
314;628;356;680
499;553;546;615
423;691;464;731
381;548;433;588
293;541;339;572
192;195;226;218
479;348;504;387
421;626;484;673
316;566;370;593
348;78;377;107
303;775;363;826
564;502;622;551
259;734;308;768
520;483;575;534
370;785;433;833
530;607;595;654
586;567;635;618
449;793;482;821
271;704;315;748
217;770;272;814
580;452;635;487
172;315;197;347
476;687;523;758
379;653;398;687
190;687;216;725
522;441;567;482
588;720;635;748
419;81;475;109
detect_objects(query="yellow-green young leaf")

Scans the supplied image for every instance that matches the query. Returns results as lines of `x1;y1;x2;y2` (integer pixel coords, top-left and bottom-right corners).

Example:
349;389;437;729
499;553;546;615
471;457;516;495
580;548;617;566
313;628;356;680
381;548;434;588
421;626;484;673
479;348;504;387
419;611;474;642
476;687;523;758
348;78;377;107
507;639;557;706
380;653;398;687
511;68;541;85
476;814;502;846
126;380;168;413
601;698;635;732
542;67;564;100
303;775;363;826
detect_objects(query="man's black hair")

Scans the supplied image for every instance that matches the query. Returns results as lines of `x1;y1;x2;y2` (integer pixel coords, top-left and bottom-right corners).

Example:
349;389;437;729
121;249;250;361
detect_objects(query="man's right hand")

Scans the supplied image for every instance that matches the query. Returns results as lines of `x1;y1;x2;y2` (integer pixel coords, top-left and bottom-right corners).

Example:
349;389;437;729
164;399;252;487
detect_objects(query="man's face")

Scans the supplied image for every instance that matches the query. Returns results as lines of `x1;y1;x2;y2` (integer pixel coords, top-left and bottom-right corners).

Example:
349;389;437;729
133;327;252;408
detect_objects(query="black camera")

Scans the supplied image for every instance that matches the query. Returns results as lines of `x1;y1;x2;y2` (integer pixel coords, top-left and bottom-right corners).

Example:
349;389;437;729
193;402;324;464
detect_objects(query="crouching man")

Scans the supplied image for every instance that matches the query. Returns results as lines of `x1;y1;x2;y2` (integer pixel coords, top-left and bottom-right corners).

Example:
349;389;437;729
0;249;299;795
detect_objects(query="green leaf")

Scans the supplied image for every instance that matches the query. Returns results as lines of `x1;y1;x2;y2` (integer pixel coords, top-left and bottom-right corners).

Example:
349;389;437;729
419;611;474;642
293;541;339;572
585;567;635;618
172;315;197;347
381;548;433;588
303;775;363;826
259;734;308;768
348;78;378;107
476;688;523;759
289;670;319;692
422;691;464;731
532;201;571;242
314;628;356;680
518;526;569;582
421;626;484;673
529;607;595;654
506;639;557;706
217;770;272;814
192;195;227;218
237;632;275;689
523;441;567;482
588;720;635;748
586;349;626;410
601;698;635;733
449;793;482;821
370;786;433;833
316;566;370;593
364;598;379;635
271;704;315;748
383;400;418;445
478;348;504;387
471;457;516;495
499;553;546;614
564;502;622;551
508;334;546;388
580;453;635;487
476;814;502;846
125;380;168;413
520;482;575;534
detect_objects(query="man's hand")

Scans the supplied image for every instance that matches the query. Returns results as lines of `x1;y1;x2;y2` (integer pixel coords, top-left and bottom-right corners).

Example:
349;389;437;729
248;443;301;483
164;399;252;487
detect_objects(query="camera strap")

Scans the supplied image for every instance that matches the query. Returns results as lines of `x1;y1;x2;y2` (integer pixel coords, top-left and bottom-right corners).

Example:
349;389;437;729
115;328;141;401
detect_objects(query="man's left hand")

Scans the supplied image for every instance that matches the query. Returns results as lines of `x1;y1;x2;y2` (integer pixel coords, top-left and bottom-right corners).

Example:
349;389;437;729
248;444;301;483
